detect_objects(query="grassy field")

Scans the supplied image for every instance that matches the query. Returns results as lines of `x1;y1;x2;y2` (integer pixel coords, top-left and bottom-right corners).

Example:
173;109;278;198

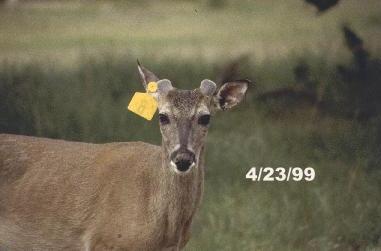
1;0;381;64
1;0;381;250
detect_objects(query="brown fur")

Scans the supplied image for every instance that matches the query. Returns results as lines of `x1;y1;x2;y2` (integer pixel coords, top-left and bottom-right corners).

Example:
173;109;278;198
0;63;249;250
0;134;203;250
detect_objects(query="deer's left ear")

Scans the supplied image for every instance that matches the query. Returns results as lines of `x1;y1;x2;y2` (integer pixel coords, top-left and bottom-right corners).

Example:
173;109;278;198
214;80;250;110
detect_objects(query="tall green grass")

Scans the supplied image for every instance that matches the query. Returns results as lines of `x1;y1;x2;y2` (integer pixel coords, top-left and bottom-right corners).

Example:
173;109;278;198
1;0;381;64
1;55;380;250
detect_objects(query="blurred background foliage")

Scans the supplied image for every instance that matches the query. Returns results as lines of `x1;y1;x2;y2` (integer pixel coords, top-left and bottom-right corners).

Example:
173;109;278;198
1;0;381;250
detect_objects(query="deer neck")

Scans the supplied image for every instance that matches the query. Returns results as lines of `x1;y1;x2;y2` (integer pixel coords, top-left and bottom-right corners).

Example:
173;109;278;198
157;140;205;233
159;139;205;198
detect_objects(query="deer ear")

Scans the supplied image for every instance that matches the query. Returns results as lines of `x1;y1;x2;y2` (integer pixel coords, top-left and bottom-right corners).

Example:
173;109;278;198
137;60;159;90
214;80;250;110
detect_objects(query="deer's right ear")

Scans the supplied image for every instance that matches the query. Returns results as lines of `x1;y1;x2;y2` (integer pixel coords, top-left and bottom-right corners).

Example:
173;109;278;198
137;60;159;90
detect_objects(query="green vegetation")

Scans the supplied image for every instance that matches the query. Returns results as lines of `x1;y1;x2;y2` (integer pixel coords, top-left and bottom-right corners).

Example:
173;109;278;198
0;0;380;64
1;0;381;250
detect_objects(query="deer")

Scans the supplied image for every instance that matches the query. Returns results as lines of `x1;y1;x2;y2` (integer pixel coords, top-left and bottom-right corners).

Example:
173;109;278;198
0;62;250;251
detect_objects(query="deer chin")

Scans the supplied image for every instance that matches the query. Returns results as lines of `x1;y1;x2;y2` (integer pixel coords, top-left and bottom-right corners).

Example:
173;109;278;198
170;160;195;175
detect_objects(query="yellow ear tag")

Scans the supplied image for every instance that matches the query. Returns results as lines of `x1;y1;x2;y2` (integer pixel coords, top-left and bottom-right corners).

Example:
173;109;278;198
127;82;158;120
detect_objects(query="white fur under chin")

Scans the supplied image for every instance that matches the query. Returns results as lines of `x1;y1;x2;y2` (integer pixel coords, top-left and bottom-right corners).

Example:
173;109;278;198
170;161;196;175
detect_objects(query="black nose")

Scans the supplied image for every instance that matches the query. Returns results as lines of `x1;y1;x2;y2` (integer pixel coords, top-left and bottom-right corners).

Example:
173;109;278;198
171;149;195;172
175;159;193;172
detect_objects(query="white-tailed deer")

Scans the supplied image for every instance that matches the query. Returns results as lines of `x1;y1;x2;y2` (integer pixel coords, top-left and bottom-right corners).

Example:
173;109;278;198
0;62;250;251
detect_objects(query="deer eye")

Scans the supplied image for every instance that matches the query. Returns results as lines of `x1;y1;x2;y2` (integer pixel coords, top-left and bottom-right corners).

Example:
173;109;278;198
198;114;211;126
159;113;170;125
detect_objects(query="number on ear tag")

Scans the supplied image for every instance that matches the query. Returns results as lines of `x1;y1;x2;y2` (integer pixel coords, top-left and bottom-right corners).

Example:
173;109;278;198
127;92;157;120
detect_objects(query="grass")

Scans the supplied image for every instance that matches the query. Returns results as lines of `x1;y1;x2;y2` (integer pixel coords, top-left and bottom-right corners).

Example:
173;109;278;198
1;0;381;250
191;108;381;250
0;0;381;64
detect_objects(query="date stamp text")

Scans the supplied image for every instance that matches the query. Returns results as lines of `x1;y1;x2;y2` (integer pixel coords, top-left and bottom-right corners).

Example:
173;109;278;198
246;167;315;182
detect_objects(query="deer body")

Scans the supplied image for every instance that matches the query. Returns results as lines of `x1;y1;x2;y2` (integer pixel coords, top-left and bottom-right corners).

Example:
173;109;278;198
0;134;204;250
0;62;249;250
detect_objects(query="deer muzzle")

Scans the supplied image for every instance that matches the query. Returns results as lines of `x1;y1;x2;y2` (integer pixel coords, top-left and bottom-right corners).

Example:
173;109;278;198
170;148;196;173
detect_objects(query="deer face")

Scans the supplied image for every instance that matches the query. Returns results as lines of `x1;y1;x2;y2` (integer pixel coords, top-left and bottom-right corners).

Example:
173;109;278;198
138;62;249;174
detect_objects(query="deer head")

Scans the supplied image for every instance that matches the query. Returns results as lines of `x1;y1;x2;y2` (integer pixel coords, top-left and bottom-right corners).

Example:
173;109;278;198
137;61;250;174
